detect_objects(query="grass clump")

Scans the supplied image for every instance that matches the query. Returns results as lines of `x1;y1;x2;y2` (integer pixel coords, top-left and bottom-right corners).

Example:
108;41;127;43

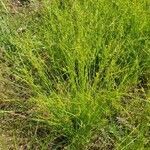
0;0;150;149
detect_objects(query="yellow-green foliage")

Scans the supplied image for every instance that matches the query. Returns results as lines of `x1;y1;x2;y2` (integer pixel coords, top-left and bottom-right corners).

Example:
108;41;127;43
0;0;150;149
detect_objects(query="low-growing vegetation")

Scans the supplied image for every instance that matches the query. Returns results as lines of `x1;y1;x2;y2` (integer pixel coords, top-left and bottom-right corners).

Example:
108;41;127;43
0;0;150;149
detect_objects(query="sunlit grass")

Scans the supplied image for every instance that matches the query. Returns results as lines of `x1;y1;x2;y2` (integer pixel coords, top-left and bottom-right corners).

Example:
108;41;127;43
0;0;150;149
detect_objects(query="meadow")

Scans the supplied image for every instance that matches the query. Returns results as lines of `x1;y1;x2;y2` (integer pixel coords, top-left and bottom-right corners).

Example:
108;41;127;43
0;0;150;149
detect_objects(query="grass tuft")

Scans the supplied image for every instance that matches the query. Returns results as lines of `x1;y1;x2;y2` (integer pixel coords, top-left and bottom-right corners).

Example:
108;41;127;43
0;0;150;149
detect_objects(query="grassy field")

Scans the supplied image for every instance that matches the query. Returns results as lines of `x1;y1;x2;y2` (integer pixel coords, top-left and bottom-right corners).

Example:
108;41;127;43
0;0;150;149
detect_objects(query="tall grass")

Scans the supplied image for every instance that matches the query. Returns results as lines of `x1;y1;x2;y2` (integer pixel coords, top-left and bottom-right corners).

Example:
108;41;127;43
0;0;150;149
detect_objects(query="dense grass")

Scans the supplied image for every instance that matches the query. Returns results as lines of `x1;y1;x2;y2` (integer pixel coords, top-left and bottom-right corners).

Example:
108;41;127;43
0;0;150;149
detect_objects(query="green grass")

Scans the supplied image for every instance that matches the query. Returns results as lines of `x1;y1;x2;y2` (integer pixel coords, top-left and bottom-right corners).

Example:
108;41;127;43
0;0;150;149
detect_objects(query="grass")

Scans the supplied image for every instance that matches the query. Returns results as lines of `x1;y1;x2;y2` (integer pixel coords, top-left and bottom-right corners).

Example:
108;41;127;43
0;0;150;149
